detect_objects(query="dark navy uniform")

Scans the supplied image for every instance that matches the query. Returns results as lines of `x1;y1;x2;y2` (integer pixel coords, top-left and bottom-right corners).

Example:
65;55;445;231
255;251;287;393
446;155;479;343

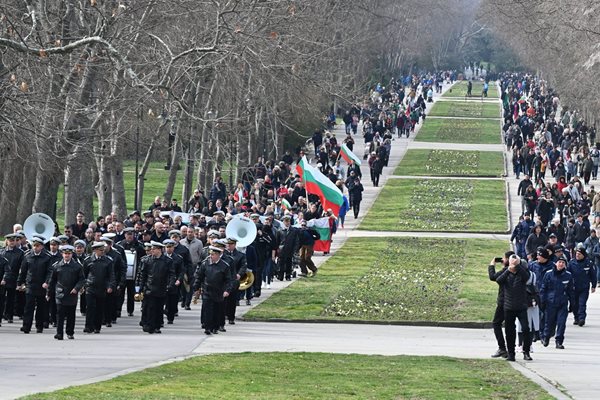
18;249;52;333
83;254;115;333
540;265;575;346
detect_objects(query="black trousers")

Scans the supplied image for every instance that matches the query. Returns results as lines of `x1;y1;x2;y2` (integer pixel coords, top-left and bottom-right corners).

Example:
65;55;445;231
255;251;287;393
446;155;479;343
23;294;47;331
353;201;361;218
0;286;7;321
80;292;86;314
165;291;179;322
145;295;164;331
492;304;506;350
56;304;76;336
125;280;136;314
277;255;293;279
505;308;531;354
201;297;224;331
14;290;25;317
225;288;239;322
85;293;105;332
48;295;56;324
1;287;16;320
104;292;116;323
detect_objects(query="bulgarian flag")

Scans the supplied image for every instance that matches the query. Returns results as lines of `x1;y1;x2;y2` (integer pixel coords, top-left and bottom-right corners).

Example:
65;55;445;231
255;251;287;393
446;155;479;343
281;198;292;210
307;217;332;252
340;143;361;166
296;156;344;216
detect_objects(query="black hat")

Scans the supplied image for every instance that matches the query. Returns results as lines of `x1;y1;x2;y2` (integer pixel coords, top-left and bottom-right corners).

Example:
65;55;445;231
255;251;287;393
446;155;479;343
537;248;550;259
576;246;587;256
548;233;557;238
129;210;141;217
554;245;564;253
556;255;568;263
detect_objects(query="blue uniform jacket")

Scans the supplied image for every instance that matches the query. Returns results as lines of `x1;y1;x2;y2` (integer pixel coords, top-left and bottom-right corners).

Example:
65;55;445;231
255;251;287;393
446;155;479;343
528;260;555;290
567;257;597;292
540;267;574;307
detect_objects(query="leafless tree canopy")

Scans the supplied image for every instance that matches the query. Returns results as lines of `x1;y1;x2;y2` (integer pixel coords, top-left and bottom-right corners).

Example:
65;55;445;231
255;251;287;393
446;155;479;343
0;0;482;233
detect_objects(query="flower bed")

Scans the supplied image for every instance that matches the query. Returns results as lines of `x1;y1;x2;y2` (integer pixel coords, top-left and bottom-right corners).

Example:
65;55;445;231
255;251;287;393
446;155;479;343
415;118;501;144
359;178;508;232
394;150;504;177
428;101;500;119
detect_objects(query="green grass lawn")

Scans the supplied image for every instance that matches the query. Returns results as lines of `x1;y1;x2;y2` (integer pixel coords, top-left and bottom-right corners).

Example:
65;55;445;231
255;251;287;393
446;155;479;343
428;101;500;119
394;150;504;177
246;237;509;322
415;118;501;144
443;80;500;98
23;353;551;400
359;178;507;233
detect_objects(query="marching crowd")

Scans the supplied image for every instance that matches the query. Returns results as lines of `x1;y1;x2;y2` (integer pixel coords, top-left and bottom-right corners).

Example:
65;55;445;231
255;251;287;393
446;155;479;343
489;73;598;362
0;72;451;340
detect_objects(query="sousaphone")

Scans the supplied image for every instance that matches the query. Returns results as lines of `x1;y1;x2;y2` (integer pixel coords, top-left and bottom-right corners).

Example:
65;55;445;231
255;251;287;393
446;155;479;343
23;213;55;241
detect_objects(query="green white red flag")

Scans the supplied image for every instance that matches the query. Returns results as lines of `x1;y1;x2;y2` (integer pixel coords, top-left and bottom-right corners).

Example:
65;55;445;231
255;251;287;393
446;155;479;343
340;143;361;166
295;156;344;216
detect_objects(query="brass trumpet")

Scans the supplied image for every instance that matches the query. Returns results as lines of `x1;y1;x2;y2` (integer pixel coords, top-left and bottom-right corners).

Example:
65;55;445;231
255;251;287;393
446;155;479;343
134;292;144;302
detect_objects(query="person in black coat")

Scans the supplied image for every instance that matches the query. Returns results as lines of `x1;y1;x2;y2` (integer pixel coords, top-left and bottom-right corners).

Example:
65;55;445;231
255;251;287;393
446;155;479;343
83;242;116;334
222;237;248;326
0;234;25;324
349;176;364;218
46;245;85;340
100;235;126;326
488;251;513;358
193;246;234;335
117;229;145;317
163;240;183;324
275;215;300;281
139;242;175;334
18;237;52;334
496;254;533;361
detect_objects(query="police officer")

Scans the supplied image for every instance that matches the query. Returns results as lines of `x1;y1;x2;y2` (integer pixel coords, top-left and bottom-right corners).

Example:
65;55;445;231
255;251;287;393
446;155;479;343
0;233;24;324
223;237;247;326
117;228;145;317
193;245;233;335
139;241;174;334
567;246;597;326
46;245;85;340
18;236;52;334
73;240;88;316
163;239;183;324
83;242;115;334
100;234;126;326
540;255;575;349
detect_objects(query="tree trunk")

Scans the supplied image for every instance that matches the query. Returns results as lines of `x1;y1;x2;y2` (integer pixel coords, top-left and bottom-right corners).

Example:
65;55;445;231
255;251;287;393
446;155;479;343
95;139;113;218
110;139;128;220
32;169;61;221
163;121;182;202
196;72;218;192
0;160;19;234
16;168;36;224
137;122;168;210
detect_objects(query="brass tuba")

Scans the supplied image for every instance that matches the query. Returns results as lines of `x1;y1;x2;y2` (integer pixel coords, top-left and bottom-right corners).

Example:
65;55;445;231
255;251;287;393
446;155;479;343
23;213;55;241
238;271;255;291
226;216;257;248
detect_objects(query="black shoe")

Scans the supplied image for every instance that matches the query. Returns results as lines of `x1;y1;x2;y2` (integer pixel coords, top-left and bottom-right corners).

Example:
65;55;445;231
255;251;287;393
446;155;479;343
211;329;219;334
43;322;49;329
491;349;508;358
204;330;212;335
523;352;532;361
111;320;117;324
573;320;580;325
36;328;43;333
154;329;161;334
54;334;63;340
533;332;540;342
7;319;13;324
175;313;178;317
277;274;284;281
542;338;549;347
556;343;565;349
167;320;173;324
246;299;251;306
67;335;74;340
20;327;30;334
106;322;112;328
128;313;134;317
93;329;100;334
285;277;291;281
218;327;226;332
579;320;585;326
83;328;91;333
185;306;191;311
254;290;261;298
506;353;516;362
228;320;235;325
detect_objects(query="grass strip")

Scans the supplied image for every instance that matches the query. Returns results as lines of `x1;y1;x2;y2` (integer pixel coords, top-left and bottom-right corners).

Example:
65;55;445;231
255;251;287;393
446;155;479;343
358;178;507;233
246;237;509;323
394;150;504;177
24;352;552;400
415;118;501;144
